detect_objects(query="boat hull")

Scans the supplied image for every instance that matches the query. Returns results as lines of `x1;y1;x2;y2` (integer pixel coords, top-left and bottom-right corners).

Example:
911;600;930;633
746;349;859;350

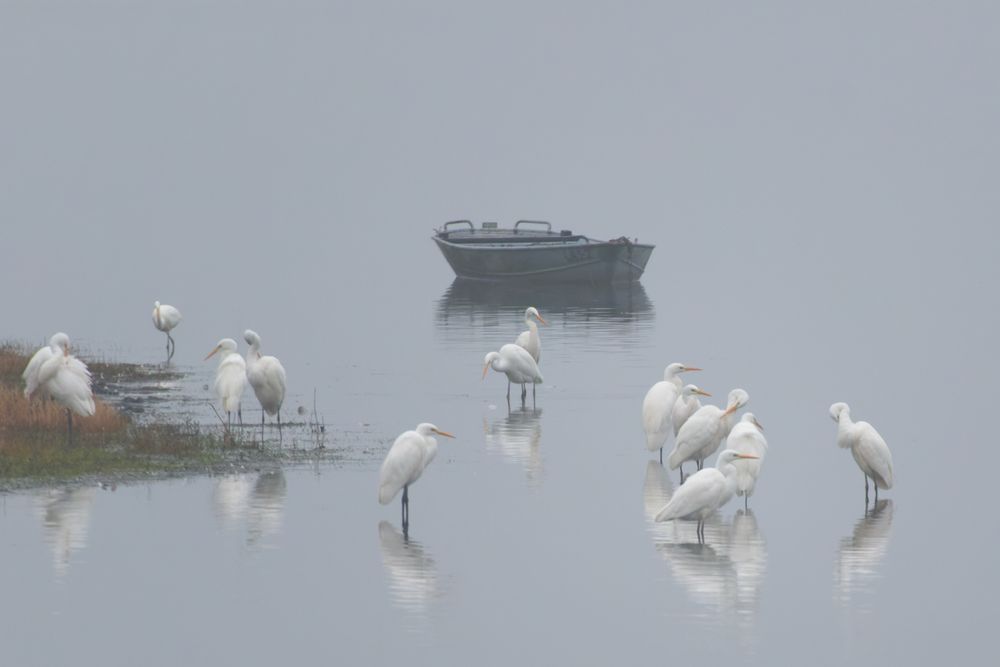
432;237;654;283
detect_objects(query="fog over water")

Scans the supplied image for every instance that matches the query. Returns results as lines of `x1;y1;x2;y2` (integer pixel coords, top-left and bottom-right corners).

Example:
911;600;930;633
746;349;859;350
1;2;998;665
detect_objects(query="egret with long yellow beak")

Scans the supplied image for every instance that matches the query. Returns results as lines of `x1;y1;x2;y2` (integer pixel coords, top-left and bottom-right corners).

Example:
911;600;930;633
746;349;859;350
378;423;456;531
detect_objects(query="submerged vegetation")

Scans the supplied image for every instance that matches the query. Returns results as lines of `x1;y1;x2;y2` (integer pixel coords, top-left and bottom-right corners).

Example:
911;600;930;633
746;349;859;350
0;342;325;485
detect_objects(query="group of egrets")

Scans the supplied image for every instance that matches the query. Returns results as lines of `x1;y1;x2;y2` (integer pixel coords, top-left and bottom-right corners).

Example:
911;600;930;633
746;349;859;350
378;307;546;529
644;362;893;540
21;300;288;444
378;304;895;540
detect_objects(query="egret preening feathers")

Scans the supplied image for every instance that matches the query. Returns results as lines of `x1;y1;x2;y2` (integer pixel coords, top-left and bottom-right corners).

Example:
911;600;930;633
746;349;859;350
727;413;767;509
668;388;749;481
655;449;759;542
378;423;456;532
152;301;182;362
23;333;95;445
514;307;547;363
243;329;287;434
830;402;893;503
205;338;247;429
641;363;702;462
483;344;543;404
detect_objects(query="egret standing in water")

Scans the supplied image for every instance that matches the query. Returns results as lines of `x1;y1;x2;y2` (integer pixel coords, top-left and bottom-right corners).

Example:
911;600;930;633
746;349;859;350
378;423;456;532
668;388;749;481
152;301;182;362
24;333;95;445
655;449;760;542
243;329;287;437
641;363;701;463
727;413;767;509
830;402;893;503
483;344;543;404
514;307;547;363
205;338;247;429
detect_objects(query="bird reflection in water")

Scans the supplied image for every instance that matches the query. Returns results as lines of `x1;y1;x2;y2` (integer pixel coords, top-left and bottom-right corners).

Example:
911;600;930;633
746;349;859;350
378;521;442;622
643;462;767;619
212;470;287;549
834;499;894;608
483;407;544;486
37;487;97;578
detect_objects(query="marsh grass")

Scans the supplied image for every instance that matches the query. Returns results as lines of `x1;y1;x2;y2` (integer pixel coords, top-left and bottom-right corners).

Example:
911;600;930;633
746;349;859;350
0;344;248;481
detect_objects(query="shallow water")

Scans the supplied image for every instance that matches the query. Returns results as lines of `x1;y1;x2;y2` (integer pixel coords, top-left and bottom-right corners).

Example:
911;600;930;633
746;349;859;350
3;2;999;663
1;275;995;665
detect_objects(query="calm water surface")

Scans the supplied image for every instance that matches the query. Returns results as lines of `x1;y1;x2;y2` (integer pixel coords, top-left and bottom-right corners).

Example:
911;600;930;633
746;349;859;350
1;266;993;666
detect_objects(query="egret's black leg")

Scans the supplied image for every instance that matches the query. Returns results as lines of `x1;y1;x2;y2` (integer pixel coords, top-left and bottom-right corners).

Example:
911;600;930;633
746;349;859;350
277;410;282;445
864;475;870;505
506;382;510;400
744;495;749;511
874;483;879;503
238;408;243;428
659;447;663;464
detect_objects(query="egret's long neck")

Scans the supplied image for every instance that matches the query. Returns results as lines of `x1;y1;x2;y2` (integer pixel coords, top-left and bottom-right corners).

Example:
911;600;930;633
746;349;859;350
491;355;507;372
154;306;161;328
526;320;538;336
837;413;856;448
423;436;438;460
245;340;261;364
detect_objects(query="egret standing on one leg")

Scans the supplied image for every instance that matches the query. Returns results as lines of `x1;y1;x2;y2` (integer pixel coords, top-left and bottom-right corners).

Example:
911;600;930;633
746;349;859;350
378;423;456;533
483;344;543;405
727;413;767;509
830;402;893;504
205;338;247;430
243;329;287;440
152;301;182;362
31;334;96;445
655;449;760;542
641;363;701;463
668;388;749;482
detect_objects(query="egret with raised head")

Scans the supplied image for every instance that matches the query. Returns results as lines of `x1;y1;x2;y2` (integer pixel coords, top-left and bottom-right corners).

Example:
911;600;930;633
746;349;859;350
378;423;456;532
641;363;701;462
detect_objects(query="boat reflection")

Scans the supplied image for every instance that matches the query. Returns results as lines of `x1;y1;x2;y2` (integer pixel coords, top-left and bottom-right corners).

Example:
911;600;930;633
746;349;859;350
37;487;97;578
434;279;655;353
212;470;287;549
484;407;544;485
378;521;441;619
834;499;894;607
644;463;767;619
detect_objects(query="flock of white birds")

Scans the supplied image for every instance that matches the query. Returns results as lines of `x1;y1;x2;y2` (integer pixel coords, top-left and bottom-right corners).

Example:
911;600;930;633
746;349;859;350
21;301;287;442
377;306;895;536
19;301;894;539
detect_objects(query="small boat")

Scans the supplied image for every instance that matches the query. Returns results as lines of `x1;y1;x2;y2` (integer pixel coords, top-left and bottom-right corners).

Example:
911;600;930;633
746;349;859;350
432;220;654;283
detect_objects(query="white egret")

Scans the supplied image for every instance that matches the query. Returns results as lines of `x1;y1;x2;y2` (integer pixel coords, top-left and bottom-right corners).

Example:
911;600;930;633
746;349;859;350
673;379;709;436
22;332;66;399
655;449;759;542
29;333;96;445
152;301;182;362
243;329;287;434
668;389;749;481
830;402;894;503
205;338;247;429
514;306;547;363
641;363;702;462
378;423;455;530
727;413;767;509
483;344;543;403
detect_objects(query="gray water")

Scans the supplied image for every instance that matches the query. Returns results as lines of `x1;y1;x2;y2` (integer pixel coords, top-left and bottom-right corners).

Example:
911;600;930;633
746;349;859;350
2;2;999;664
